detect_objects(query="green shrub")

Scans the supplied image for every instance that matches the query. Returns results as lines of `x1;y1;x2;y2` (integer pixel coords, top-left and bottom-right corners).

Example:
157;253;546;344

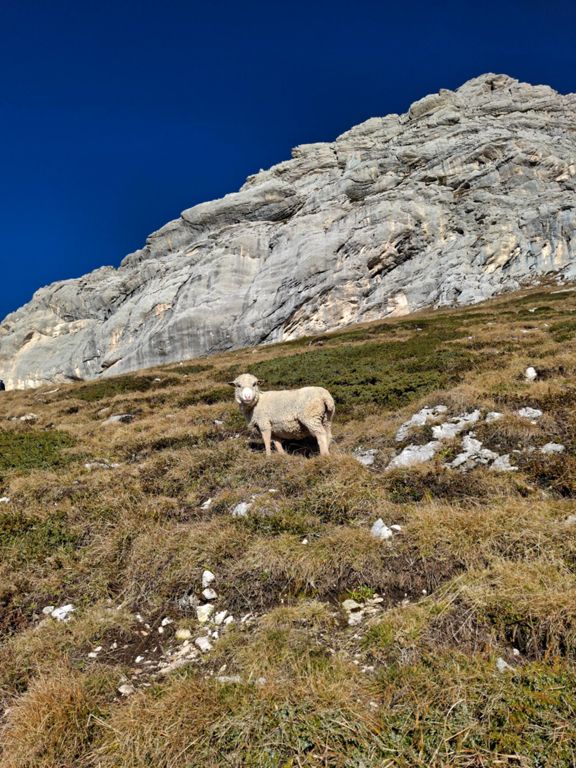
0;429;75;473
65;374;179;402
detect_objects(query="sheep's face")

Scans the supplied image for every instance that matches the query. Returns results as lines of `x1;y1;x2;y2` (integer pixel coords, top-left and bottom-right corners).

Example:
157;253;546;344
229;373;261;407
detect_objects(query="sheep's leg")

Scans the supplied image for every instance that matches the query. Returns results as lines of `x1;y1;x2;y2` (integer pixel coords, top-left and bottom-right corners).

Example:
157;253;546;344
273;440;285;454
304;423;330;456
261;428;273;456
315;430;330;457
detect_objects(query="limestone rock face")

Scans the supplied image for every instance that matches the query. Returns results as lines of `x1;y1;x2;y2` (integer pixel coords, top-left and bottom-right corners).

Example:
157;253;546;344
2;73;576;388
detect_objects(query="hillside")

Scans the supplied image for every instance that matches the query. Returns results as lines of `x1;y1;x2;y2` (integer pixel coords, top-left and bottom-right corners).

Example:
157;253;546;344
2;72;576;389
1;285;576;766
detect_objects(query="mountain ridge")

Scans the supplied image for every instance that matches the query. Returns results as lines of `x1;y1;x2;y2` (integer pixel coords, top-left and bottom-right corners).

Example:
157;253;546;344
1;72;575;388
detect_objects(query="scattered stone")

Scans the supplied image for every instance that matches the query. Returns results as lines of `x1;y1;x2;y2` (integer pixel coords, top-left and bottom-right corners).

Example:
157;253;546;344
353;448;378;467
202;570;216;588
195;636;213;652
370;518;394;541
301;537;309;545
432;410;481;440
224;615;235;625
196;604;215;623
342;599;362;612
490;455;518;472
449;435;498;470
232;501;251;517
564;514;576;526
202;588;217;601
387;441;442;469
175;628;193;641
84;461;120;470
390;524;402;532
118;683;136;696
517;407;543;419
485;411;504;423
103;413;134;425
42;605;55;615
19;413;38;423
134;655;145;664
213;419;224;427
161;617;174;627
525;366;538;381
496;657;514;673
50;604;75;622
215;674;242;684
214;610;228;626
395;405;448;442
200;498;213;510
540;442;565;454
0;497;10;504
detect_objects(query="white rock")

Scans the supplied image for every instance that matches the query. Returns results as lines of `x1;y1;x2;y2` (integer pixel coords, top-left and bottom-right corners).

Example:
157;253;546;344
42;605;55;615
196;604;215;623
19;413;38;423
135;655;145;664
540;442;565;454
200;498;213;510
232;501;251;517
51;604;75;622
496;657;513;673
224;615;235;625
87;651;99;658
564;514;576;526
490;454;518;472
202;588;217;600
387;440;442;469
214;610;228;625
195;636;213;652
301;537;308;544
161;617;174;627
525;366;538;381
347;611;365;626
0;497;10;504
449;434;498;469
485;411;504;423
390;524;403;532
370;518;394;540
118;684;136;696
175;628;193;641
353;448;378;467
202;569;216;588
395;405;448;442
342;599;363;612
431;410;481;440
216;674;242;684
517;407;543;419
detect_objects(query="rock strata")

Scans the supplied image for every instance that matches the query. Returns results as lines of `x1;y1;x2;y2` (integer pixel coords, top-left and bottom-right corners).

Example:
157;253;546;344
2;73;576;388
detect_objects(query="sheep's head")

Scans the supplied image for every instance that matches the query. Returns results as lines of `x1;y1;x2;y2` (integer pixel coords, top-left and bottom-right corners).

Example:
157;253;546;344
229;373;261;407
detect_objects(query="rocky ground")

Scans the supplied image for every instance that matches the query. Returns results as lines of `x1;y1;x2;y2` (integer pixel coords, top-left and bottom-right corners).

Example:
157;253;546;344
1;285;576;766
2;73;576;388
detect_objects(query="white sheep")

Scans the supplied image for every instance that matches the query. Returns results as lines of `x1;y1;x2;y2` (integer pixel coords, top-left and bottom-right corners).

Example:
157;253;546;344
230;373;335;456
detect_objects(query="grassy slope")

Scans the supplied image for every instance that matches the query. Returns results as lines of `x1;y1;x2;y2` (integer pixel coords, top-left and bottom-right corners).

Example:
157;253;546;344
1;286;576;766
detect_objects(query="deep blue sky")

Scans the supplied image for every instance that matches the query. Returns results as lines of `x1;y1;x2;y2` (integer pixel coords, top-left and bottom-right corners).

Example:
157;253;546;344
1;0;575;320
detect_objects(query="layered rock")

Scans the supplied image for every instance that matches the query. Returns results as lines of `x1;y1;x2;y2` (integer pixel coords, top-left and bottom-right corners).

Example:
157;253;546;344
1;73;576;388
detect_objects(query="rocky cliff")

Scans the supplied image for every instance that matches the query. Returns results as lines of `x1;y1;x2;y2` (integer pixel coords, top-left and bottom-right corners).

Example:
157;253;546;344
1;73;575;388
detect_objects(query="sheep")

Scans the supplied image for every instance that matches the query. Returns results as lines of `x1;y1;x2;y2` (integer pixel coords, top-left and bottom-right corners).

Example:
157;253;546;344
229;373;335;456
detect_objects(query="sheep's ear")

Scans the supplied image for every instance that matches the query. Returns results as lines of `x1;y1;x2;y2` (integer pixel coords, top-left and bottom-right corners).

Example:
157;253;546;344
255;378;264;385
228;381;237;387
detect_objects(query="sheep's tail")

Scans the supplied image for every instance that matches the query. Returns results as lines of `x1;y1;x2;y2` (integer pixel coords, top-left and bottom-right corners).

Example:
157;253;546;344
323;391;335;423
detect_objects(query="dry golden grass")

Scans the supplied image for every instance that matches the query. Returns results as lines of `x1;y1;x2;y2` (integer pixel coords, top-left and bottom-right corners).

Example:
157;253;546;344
1;285;576;766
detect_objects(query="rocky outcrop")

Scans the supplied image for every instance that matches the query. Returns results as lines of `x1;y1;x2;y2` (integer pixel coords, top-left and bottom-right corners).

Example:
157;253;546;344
1;73;576;388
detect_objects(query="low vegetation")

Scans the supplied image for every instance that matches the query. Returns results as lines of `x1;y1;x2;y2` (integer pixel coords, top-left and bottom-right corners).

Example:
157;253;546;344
1;285;576;766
